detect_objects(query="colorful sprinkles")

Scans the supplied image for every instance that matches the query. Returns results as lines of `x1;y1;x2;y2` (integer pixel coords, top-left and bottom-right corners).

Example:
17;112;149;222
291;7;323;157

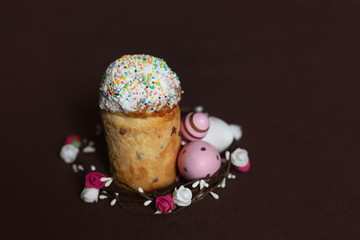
99;54;181;114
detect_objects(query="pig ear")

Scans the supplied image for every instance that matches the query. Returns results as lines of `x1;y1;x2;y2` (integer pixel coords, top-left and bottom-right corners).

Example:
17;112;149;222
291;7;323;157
229;124;242;141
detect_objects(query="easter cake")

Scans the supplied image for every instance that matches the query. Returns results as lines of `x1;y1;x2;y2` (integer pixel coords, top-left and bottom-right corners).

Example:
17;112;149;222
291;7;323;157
60;54;251;215
99;54;182;191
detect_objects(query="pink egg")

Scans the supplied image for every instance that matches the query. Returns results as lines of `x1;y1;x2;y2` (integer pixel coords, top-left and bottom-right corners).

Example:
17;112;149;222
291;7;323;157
177;141;221;180
180;112;210;141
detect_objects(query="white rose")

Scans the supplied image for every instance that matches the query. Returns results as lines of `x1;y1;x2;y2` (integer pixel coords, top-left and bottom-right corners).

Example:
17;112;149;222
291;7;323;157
230;148;249;167
80;187;99;203
60;144;79;164
173;186;192;206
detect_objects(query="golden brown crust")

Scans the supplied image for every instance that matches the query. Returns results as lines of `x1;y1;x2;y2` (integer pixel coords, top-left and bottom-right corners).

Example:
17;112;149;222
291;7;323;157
101;106;181;191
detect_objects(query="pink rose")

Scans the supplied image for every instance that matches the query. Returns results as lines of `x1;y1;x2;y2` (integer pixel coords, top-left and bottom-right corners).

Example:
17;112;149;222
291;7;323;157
85;172;106;189
155;194;175;214
64;135;81;148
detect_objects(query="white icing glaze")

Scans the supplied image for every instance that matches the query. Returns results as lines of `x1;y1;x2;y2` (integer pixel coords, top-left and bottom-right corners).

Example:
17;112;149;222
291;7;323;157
99;54;181;114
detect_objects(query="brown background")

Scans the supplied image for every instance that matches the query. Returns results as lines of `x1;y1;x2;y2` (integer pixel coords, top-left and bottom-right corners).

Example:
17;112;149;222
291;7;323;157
2;0;360;239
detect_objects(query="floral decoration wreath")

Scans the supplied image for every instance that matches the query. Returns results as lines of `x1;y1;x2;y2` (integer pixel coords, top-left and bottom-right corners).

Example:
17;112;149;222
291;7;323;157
60;110;250;215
